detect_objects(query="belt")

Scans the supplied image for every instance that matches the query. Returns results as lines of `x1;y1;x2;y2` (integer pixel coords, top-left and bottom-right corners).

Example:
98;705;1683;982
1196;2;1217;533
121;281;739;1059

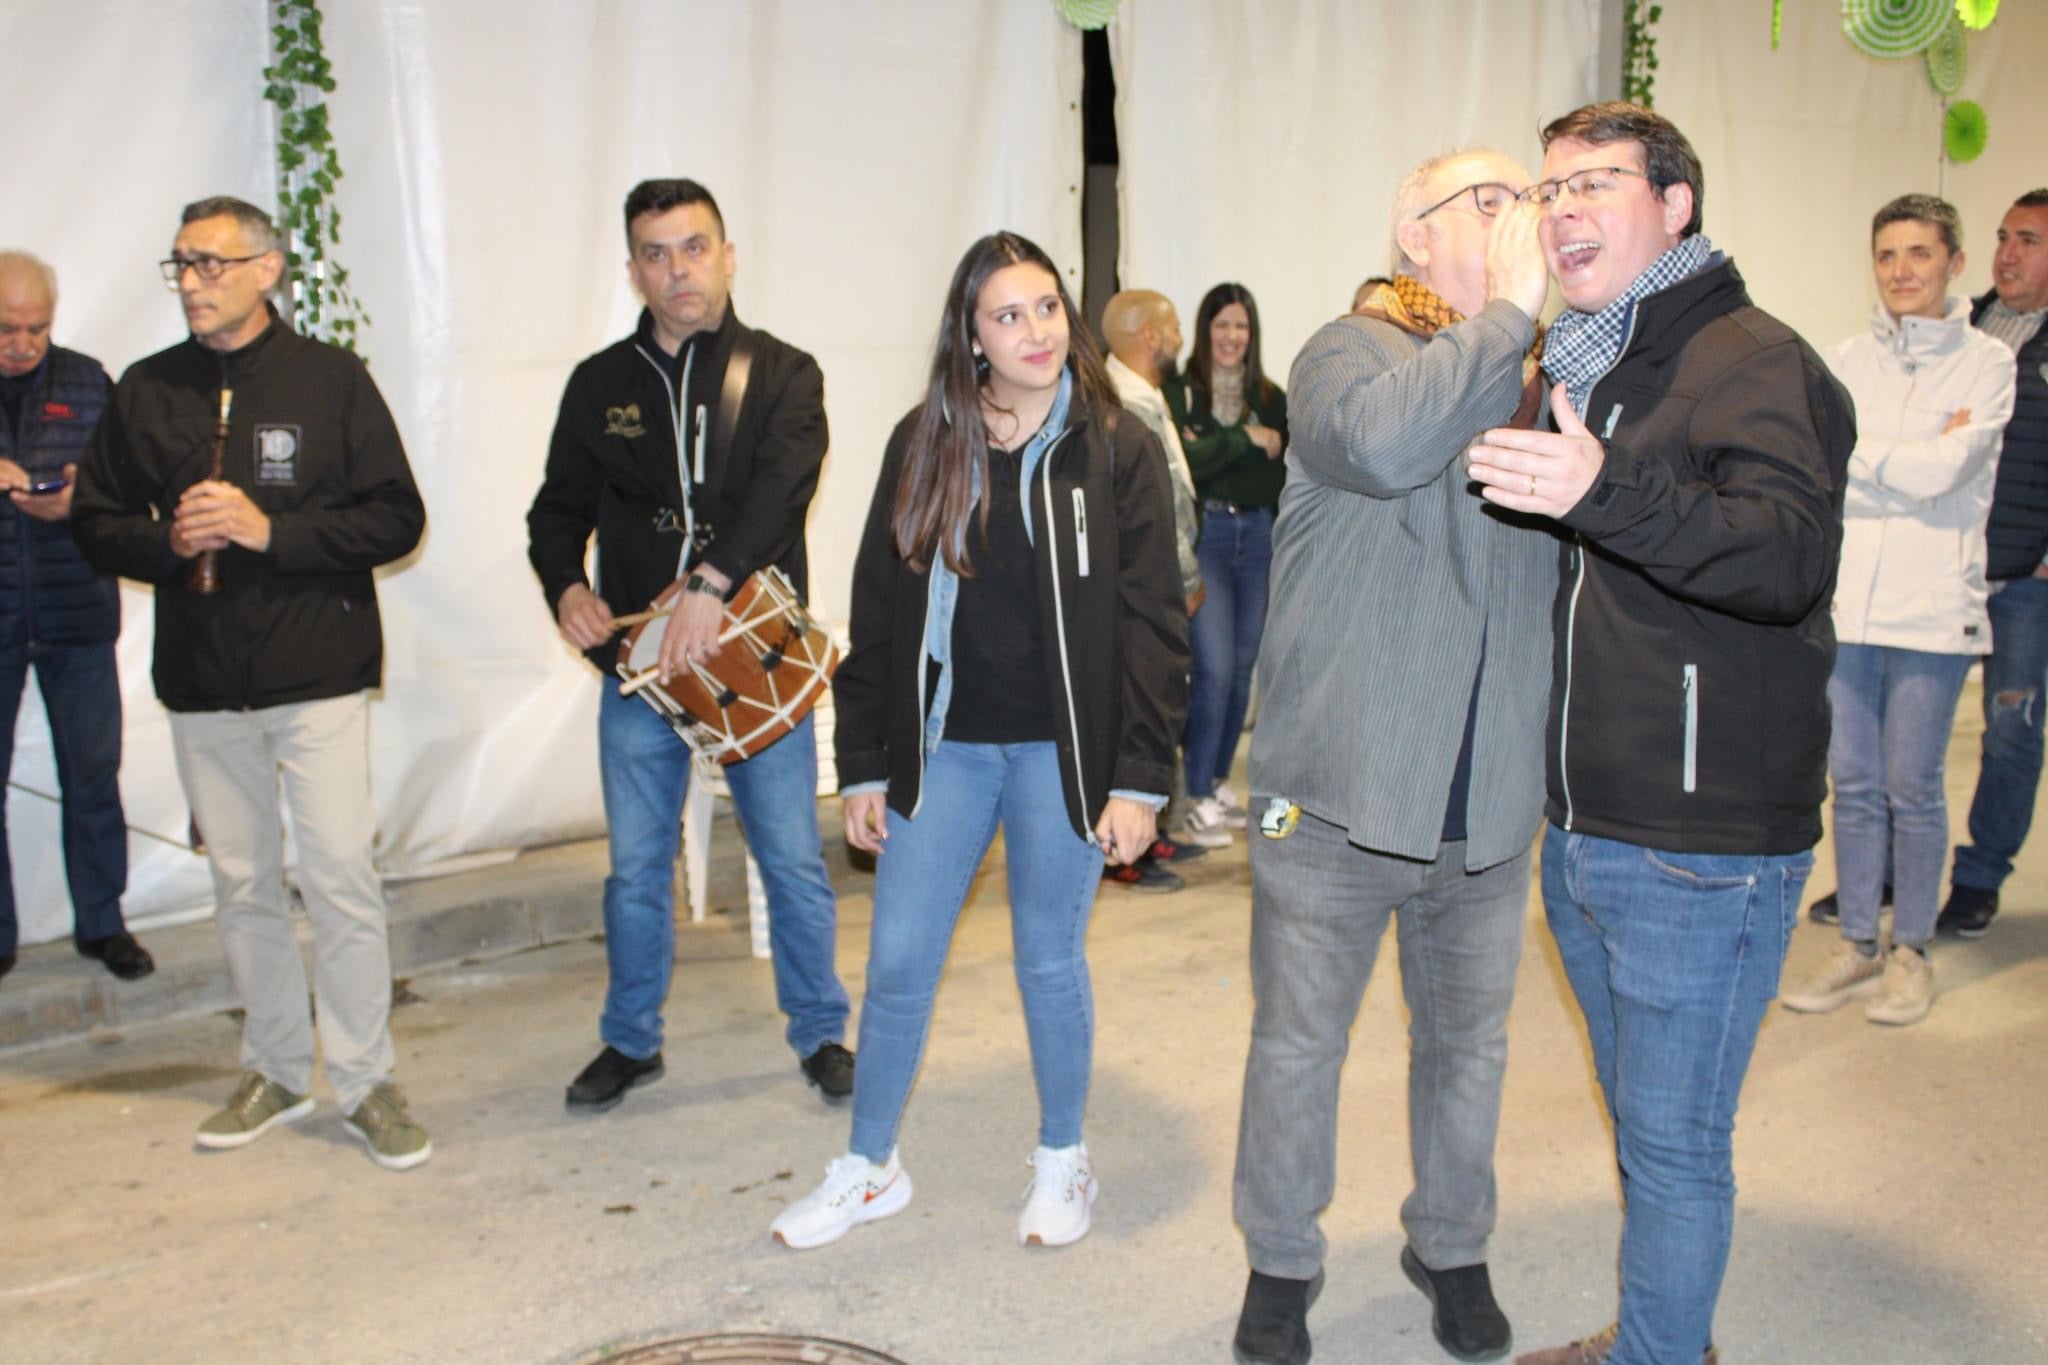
1203;499;1260;515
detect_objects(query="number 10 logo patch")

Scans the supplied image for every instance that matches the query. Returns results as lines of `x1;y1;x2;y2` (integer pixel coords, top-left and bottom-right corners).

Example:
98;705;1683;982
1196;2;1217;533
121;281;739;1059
255;423;301;485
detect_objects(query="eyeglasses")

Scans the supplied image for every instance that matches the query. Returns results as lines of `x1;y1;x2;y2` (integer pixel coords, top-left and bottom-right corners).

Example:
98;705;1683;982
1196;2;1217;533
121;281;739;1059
158;254;266;288
1522;166;1656;207
1417;182;1521;220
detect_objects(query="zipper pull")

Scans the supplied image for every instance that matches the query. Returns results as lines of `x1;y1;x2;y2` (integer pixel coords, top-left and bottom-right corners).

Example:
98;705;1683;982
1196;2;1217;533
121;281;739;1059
1071;487;1089;576
693;404;708;484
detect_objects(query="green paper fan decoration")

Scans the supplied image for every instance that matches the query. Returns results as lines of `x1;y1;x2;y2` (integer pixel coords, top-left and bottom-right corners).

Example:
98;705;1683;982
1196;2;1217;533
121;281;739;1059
1955;0;1999;30
1842;0;1950;57
1925;15;1968;93
1944;99;1989;161
1053;0;1121;30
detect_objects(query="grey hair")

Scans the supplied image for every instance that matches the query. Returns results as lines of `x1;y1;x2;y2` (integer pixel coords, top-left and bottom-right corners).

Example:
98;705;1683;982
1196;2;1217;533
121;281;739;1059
0;250;59;303
1388;148;1501;276
1872;193;1963;256
181;196;282;255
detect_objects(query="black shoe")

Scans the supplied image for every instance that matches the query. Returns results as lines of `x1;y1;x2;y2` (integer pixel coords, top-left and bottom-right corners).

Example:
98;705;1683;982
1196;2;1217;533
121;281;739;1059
1808;883;1891;925
565;1046;664;1112
1233;1268;1324;1365
0;953;14;982
1400;1245;1511;1362
1939;885;1999;939
1145;835;1208;864
800;1041;855;1100
1102;855;1184;893
76;931;155;981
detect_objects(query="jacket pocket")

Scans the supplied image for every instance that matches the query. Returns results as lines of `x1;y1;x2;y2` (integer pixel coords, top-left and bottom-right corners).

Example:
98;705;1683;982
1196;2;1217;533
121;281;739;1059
1682;663;1698;794
1071;487;1090;577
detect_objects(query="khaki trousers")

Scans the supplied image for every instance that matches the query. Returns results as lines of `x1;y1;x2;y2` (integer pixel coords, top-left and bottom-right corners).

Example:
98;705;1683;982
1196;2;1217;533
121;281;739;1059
170;692;394;1113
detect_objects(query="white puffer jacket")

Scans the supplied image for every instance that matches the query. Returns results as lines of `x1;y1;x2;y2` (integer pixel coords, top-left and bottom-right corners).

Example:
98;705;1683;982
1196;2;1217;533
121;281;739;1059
1827;299;2017;655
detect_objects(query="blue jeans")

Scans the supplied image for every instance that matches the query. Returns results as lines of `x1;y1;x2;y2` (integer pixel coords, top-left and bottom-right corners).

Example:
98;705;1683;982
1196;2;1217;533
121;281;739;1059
1827;643;1972;948
1185;504;1273;796
597;685;847;1060
849;741;1102;1163
0;640;127;957
1954;575;2048;893
1541;825;1811;1365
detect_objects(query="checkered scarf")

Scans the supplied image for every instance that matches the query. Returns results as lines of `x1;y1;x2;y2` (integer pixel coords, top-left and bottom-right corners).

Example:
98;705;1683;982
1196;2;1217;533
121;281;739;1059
1543;234;1717;419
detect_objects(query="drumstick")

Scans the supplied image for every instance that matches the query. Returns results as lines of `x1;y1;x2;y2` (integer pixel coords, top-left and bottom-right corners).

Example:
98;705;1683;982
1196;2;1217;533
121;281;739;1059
608;604;674;632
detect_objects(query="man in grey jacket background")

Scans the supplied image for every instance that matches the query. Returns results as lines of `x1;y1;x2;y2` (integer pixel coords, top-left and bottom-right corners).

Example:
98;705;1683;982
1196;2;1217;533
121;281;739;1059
1231;149;1558;1365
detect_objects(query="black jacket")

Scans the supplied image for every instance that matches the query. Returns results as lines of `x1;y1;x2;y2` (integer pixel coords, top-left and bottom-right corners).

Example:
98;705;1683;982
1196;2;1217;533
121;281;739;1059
1973;291;2048;580
526;307;827;672
2;345;120;647
1548;260;1855;856
71;316;424;712
834;399;1189;839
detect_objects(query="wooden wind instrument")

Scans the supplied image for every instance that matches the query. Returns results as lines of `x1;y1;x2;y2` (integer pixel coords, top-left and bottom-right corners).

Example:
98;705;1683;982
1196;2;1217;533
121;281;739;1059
188;386;232;595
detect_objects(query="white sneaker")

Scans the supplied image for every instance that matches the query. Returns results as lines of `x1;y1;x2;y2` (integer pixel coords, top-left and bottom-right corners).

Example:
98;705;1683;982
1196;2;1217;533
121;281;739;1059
1865;945;1935;1026
771;1150;913;1249
1184;796;1237;844
1212;783;1250;830
1780;941;1885;1013
1018;1142;1097;1248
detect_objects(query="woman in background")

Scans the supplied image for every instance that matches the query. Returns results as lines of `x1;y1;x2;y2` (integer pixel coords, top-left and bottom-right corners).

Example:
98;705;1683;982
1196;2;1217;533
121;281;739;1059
771;232;1186;1252
1169;282;1288;842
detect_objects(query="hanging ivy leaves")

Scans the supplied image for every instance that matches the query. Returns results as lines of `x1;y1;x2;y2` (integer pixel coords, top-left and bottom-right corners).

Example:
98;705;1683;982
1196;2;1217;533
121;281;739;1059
1624;0;1663;107
263;0;369;354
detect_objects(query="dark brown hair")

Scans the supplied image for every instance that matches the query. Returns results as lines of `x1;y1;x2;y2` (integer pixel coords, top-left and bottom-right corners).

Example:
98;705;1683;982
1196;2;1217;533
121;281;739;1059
892;232;1119;575
1186;282;1279;419
1540;102;1705;238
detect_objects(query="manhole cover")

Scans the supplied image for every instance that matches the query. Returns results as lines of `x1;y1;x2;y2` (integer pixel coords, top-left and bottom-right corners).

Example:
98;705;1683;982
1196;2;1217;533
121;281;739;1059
577;1334;910;1364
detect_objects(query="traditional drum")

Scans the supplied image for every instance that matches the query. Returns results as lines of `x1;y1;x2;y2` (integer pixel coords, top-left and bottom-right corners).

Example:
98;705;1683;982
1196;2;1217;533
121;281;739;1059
615;566;838;764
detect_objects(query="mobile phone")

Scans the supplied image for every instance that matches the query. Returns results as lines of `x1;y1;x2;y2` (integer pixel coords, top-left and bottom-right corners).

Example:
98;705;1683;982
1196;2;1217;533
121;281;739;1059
25;476;69;495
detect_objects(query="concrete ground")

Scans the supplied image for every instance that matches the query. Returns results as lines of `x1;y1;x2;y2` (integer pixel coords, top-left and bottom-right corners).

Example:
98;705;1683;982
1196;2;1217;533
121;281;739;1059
3;685;2045;1364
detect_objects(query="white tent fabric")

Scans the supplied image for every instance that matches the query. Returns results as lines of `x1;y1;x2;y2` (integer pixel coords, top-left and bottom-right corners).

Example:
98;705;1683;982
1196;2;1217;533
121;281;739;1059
1108;0;1607;384
2;0;1082;943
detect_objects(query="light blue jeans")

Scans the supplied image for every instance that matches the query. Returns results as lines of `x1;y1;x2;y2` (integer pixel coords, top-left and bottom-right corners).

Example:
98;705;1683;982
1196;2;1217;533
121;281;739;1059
597;686;848;1061
849;741;1103;1163
1542;825;1811;1365
1826;643;1973;948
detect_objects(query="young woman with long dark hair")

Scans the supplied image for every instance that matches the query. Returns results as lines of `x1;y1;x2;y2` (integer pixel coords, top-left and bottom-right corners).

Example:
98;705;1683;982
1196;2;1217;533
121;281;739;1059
770;232;1187;1251
1169;282;1287;842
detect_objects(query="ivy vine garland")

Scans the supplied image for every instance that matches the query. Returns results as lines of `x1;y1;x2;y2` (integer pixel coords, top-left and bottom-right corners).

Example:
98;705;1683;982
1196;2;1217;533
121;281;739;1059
264;0;369;353
1623;0;1663;107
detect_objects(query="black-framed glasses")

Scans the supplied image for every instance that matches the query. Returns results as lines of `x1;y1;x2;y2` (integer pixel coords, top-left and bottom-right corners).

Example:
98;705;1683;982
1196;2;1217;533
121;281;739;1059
1417;182;1521;220
1522;166;1655;207
158;254;265;288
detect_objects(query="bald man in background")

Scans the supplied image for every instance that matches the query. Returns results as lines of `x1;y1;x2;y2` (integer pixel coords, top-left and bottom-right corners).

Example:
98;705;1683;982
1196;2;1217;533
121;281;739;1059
0;251;148;986
1103;289;1214;879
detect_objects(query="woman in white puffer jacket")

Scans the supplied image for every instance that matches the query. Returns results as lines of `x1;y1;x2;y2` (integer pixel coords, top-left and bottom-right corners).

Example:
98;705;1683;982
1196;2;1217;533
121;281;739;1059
1783;194;2016;1028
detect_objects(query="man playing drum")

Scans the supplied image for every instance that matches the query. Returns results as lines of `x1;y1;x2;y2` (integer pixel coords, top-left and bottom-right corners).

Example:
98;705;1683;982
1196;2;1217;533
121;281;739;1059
527;178;854;1113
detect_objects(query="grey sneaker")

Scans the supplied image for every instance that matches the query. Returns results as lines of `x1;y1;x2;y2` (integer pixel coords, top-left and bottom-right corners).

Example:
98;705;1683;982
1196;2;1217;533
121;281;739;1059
1779;941;1885;1013
343;1082;433;1171
196;1071;315;1150
1865;945;1935;1026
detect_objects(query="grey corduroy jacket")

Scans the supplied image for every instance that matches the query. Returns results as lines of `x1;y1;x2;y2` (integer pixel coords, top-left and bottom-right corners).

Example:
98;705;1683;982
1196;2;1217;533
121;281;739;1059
1250;299;1561;871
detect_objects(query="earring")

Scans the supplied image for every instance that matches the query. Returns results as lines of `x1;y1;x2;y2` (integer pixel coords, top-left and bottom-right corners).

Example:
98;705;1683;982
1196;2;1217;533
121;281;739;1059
972;345;990;382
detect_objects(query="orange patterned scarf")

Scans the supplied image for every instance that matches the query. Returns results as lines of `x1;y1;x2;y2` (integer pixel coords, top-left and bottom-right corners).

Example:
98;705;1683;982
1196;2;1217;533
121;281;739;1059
1357;276;1547;429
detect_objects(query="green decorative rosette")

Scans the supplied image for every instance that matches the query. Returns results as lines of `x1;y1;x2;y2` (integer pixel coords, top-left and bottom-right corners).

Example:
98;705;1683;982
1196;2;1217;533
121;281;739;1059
1943;99;1989;162
1054;0;1121;30
1924;14;1968;94
1841;0;1950;57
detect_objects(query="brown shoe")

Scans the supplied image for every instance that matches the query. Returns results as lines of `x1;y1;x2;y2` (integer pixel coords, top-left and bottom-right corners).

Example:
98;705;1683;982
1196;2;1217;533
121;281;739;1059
1516;1324;1718;1365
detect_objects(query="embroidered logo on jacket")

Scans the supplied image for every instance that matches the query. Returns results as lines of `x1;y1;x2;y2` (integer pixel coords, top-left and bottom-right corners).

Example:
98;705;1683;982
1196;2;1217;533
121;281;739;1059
255;424;301;485
41;401;77;421
605;403;646;438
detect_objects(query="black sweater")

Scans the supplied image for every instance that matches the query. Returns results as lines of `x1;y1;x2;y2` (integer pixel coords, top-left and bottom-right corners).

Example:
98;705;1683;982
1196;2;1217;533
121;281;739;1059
834;398;1189;839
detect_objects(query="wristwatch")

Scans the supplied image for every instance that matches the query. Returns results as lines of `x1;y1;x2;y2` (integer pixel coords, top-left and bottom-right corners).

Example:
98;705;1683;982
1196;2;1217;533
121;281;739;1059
683;571;729;601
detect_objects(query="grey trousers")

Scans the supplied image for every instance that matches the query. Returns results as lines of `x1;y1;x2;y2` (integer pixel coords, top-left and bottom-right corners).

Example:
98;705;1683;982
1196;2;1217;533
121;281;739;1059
170;693;395;1114
1235;812;1530;1279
